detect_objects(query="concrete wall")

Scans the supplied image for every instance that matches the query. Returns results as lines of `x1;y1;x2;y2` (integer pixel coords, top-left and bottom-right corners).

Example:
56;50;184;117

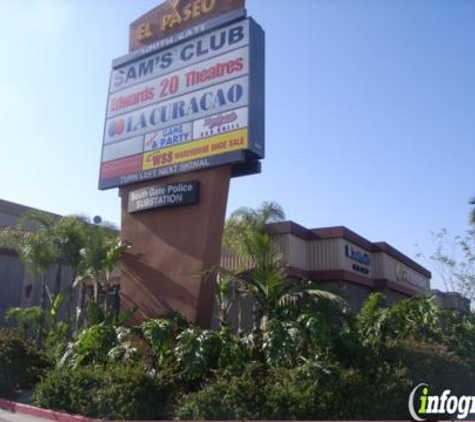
0;254;25;326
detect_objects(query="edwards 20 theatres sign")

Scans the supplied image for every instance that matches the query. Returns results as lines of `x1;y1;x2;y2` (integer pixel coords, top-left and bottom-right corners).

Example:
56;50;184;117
98;1;264;190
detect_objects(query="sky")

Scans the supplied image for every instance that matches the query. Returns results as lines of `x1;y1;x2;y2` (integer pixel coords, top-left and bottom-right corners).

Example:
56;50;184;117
0;0;473;291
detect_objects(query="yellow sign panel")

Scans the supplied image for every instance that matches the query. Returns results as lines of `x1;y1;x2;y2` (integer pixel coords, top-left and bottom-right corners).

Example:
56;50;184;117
143;128;247;170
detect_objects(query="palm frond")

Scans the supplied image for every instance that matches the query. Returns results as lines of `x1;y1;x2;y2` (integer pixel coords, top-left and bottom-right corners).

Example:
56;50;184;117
470;195;475;226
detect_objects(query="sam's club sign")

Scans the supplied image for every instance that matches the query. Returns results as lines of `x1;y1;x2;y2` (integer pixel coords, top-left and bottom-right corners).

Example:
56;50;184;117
99;8;265;191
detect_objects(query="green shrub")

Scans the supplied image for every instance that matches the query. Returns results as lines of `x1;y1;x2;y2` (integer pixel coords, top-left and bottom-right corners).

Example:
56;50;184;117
0;328;50;399
175;363;267;420
32;364;169;420
382;339;475;395
263;359;412;420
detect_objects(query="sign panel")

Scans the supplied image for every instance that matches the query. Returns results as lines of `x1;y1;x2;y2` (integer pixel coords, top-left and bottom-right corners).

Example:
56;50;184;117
143;127;247;169
115;8;246;68
99;17;264;190
193;107;247;139
129;0;245;52
108;47;249;118
105;77;248;144
396;263;429;290
111;20;249;94
128;181;200;212
345;245;371;275
144;123;193;151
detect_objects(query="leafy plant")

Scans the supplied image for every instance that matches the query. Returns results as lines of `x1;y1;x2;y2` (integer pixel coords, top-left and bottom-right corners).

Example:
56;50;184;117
58;323;139;369
32;364;167;420
6;306;44;339
0;329;51;399
175;362;267;420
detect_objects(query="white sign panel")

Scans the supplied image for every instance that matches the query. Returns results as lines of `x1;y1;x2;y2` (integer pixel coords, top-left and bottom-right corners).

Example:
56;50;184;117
107;47;249;118
144;122;193;152
109;20;249;94
193;107;248;140
102;136;143;163
105;76;249;144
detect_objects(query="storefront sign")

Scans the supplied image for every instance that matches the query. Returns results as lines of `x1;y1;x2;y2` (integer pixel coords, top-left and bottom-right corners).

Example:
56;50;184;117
345;245;371;275
352;264;369;275
345;245;371;266
396;263;428;290
128;181;200;212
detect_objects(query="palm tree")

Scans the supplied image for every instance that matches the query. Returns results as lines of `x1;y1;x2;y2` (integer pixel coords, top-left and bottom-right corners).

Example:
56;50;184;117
73;220;130;329
0;212;56;348
223;201;343;330
49;216;89;331
205;266;242;328
470;196;475;226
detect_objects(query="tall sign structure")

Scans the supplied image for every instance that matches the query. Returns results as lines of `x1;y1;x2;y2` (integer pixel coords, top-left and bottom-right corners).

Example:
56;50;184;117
99;0;264;326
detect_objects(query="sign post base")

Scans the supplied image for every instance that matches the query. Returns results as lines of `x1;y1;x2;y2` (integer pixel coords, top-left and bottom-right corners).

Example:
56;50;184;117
119;165;232;327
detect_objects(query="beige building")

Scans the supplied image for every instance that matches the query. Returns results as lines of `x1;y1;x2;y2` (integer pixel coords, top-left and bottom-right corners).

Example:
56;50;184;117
221;221;431;313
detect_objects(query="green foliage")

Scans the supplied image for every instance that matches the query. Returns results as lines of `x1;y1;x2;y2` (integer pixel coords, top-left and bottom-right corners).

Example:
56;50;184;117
262;319;302;367
176;359;412;420
32;364;167;420
0;329;51;399
441;310;475;360
222;202;344;329
357;293;443;347
58;323;139;369
223;201;285;255
141;312;189;369
174;327;221;381
390;295;442;340
422;228;475;302
381;339;474;396
6;306;44;338
175;362;267;420
469;195;475;226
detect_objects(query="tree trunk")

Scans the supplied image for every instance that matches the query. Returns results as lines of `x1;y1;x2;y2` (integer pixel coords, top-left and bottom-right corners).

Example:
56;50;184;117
67;270;77;337
54;264;62;298
237;297;242;333
74;283;85;336
35;274;47;350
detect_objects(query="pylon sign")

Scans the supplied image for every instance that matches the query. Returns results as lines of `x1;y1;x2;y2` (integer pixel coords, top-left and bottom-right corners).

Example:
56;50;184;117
99;0;264;190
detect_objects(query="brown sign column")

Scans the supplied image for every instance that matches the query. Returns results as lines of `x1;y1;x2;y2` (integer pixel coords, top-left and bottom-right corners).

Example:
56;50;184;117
120;165;231;326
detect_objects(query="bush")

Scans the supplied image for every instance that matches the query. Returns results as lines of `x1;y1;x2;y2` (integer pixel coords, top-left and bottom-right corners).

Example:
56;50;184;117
382;339;475;395
32;364;169;420
264;359;413;420
0;329;50;399
175;359;413;420
175;363;267;420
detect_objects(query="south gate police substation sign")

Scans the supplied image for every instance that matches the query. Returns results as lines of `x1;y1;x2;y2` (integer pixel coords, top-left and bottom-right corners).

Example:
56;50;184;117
99;1;264;190
128;181;200;212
